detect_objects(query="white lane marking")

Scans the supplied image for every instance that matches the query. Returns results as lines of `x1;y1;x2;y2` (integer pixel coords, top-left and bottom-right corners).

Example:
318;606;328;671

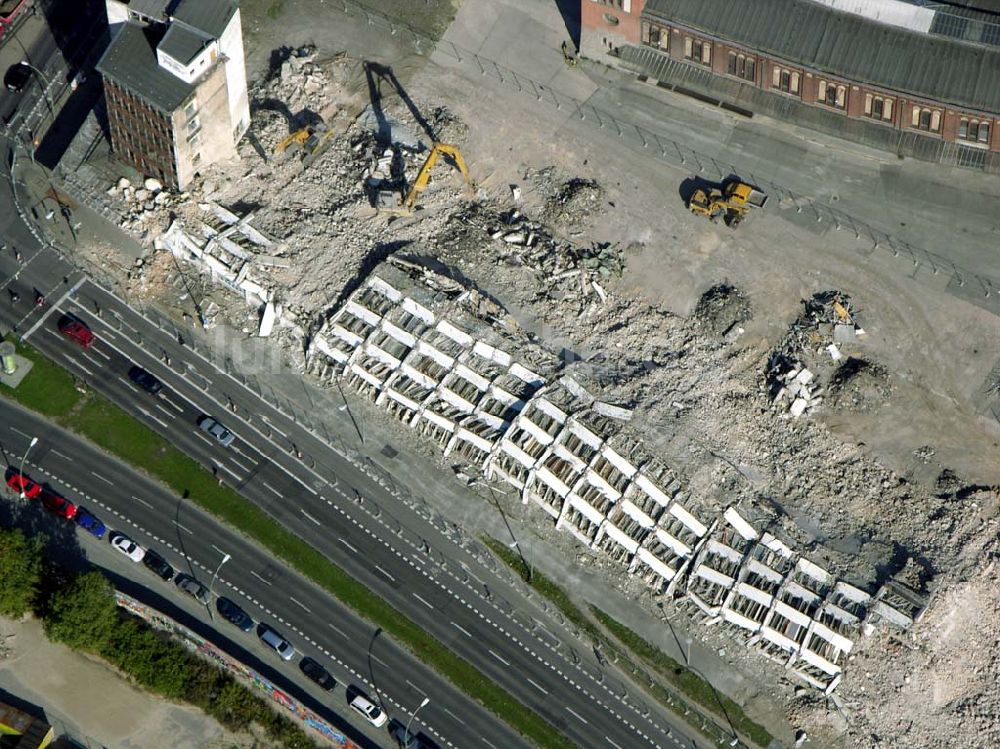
488;650;510;666
565;707;588;725
261;416;288;438
50;449;71;460
328;622;349;639
451;622;472;638
9;426;31;439
412;592;434;609
261;481;282;498
250;570;273;586
406;679;426;695
290;596;312;614
460;561;485;586
340;538;359;554
231;446;258;463
172;520;193;535
135;406;169;430
216;463;240;480
370;654;390;668
155;402;176;420
132;495;154;509
300;508;321;526
374;565;395;582
192;431;216;448
118;377;140;393
527;677;549;695
443;707;466;725
63;354;93;376
226;455;252;473
89;346;111;361
605;737;623;749
81;352;104;368
90;471;113;485
160;395;183;412
20;277;86;340
211;544;228;557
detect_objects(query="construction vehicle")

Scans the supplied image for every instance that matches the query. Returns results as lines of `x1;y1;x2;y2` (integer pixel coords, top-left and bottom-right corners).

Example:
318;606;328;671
686;178;768;228
399;143;471;211
274;122;334;163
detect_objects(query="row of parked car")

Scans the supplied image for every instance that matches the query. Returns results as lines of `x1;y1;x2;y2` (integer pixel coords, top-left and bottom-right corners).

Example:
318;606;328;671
4;465;393;731
48;318;431;742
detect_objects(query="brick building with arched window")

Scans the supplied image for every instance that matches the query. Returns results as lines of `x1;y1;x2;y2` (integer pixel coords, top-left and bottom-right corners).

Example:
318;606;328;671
581;0;1000;167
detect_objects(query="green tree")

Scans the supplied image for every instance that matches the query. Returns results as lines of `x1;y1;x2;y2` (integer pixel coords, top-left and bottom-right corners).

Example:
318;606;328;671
43;570;118;649
0;528;43;618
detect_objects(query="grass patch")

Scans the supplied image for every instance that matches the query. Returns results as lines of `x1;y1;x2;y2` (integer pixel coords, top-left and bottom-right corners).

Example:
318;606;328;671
266;0;284;19
480;535;602;640
482;535;774;748
592;607;773;748
0;352;575;749
1;337;81;418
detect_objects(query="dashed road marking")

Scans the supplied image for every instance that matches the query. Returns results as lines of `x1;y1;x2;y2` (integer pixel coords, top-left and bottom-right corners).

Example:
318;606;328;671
290;596;312;613
488;650;510;666
90;471;113;485
132;495;154;509
527;678;549;695
172;520;193;535
565;707;588;724
451;622;472;638
250;570;273;586
413;592;434;609
340;538;359;554
300;508;321;526
374;565;395;582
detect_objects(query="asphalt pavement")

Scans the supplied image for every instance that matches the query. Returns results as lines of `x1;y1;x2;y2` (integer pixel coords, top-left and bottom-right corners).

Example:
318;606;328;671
0;396;515;749
0;147;709;749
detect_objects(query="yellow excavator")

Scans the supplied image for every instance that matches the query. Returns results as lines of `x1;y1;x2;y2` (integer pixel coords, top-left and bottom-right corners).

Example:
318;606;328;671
687;178;768;228
400;142;471;210
274;122;334;163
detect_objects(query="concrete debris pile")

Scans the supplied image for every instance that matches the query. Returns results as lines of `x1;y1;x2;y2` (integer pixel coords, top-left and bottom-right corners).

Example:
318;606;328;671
304;267;922;694
693;283;752;337
107;176;184;235
766;291;878;418
526;166;606;227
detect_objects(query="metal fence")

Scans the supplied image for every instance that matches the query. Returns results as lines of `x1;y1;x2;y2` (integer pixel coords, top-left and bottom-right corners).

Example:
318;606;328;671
328;0;1000;312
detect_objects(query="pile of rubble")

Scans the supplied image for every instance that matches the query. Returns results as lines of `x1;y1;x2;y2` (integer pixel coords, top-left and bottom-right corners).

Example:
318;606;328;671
765;291;881;418
86;41;1000;749
527;166;606;228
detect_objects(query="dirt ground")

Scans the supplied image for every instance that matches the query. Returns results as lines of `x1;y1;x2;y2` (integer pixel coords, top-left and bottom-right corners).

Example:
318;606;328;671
0;615;257;749
79;1;1000;747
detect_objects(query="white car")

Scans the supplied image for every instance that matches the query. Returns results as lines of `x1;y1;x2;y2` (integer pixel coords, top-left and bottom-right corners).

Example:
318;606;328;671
109;531;145;562
349;692;387;728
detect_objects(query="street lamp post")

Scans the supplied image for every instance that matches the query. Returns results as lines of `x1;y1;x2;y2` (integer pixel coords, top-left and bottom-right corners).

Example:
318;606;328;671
209;552;231;597
19;61;55;125
18;436;38;498
402;696;430;748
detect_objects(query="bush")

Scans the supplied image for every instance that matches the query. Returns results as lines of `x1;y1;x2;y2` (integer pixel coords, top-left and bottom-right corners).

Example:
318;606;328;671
0;528;43;618
103;617;191;699
43;570;119;649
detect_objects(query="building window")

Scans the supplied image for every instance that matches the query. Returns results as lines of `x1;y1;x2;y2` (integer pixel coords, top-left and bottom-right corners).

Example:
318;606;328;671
910;106;941;133
863;94;893;122
192;152;201;164
643;22;667;49
602;12;619;25
727;52;755;82
184;99;197;120
684;37;711;65
771;66;800;95
817;81;846;110
958;118;990;144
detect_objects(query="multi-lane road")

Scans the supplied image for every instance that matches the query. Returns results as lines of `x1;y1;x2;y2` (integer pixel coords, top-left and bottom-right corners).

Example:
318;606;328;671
0;19;710;749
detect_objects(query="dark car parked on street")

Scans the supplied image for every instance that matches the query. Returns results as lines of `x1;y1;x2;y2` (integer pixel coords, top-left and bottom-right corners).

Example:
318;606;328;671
299;657;336;691
216;596;254;632
4;62;31;93
141;549;175;581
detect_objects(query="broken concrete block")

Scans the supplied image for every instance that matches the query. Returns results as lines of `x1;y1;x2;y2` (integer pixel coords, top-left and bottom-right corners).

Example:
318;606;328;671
826;343;842;361
511;185;521;203
790;398;809;418
833;324;857;344
144;177;163;192
794;368;814;386
503;232;525;244
258;301;277;337
117;177;131;190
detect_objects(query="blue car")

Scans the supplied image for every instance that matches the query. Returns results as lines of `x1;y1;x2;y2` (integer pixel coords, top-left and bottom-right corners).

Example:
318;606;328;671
74;508;107;539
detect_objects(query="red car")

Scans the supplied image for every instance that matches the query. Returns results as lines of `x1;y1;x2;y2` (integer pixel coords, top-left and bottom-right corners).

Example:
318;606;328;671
57;316;95;348
41;488;76;520
5;466;41;499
